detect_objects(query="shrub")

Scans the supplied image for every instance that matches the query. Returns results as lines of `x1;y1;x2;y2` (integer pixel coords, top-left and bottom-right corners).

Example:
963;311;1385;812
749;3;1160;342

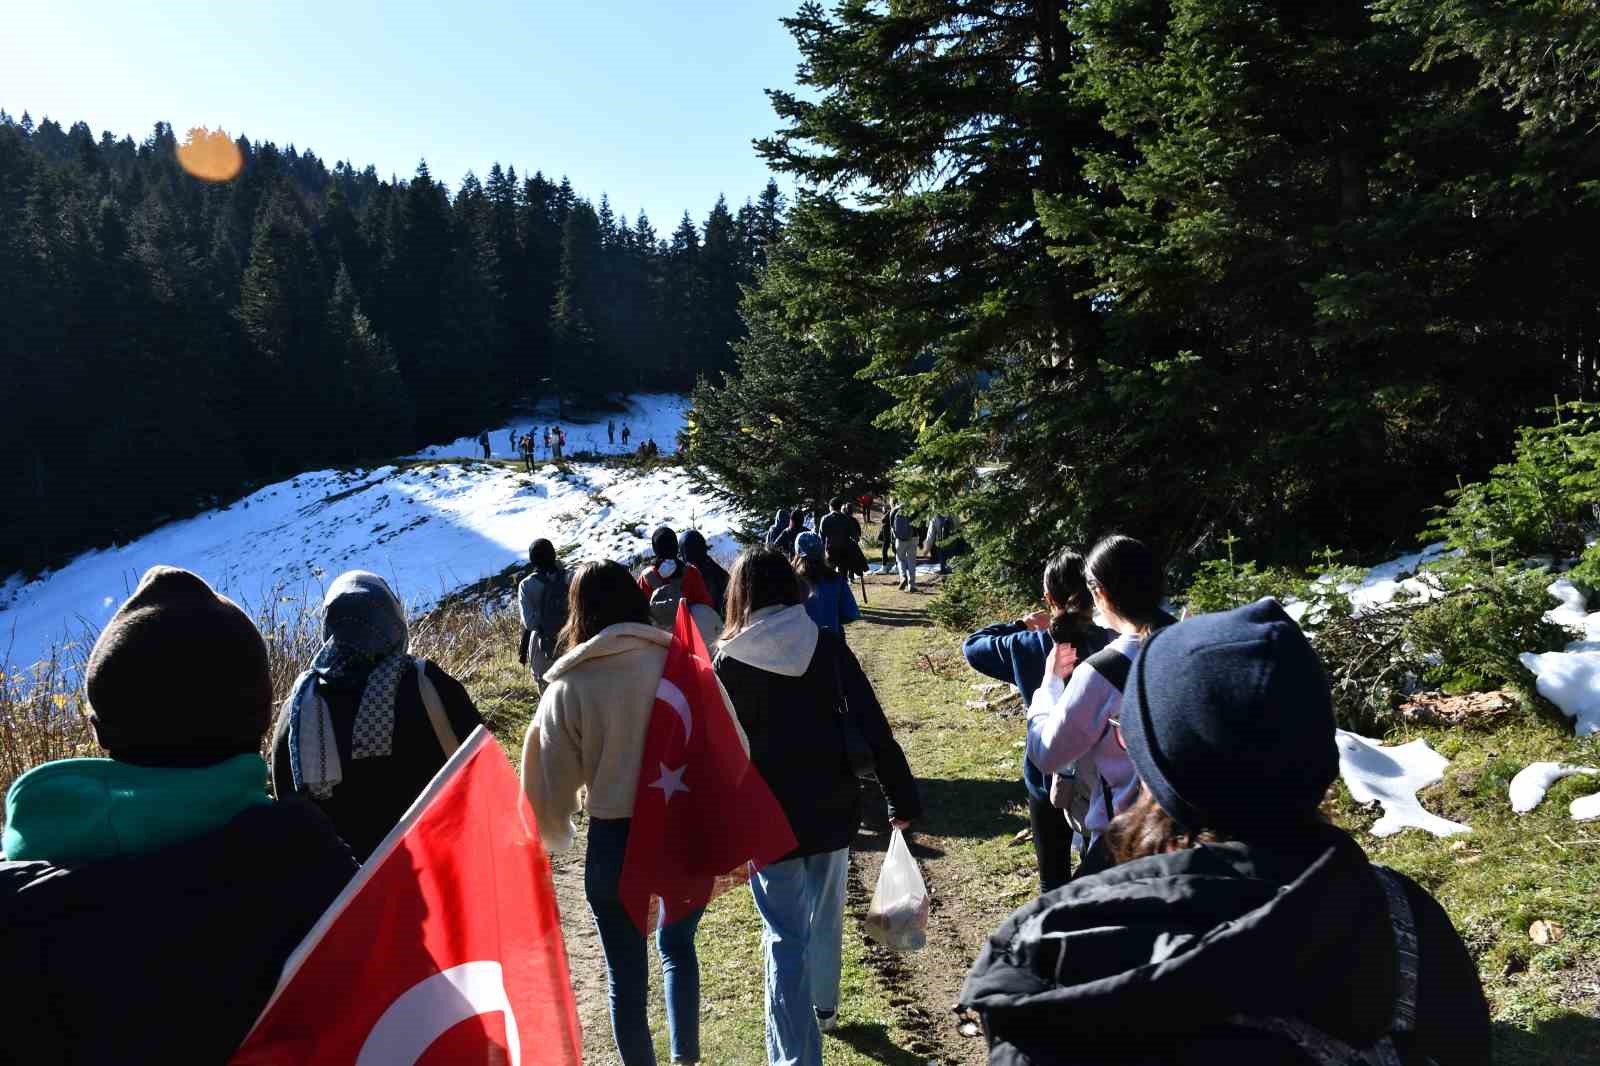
1180;558;1310;614
926;567;1033;634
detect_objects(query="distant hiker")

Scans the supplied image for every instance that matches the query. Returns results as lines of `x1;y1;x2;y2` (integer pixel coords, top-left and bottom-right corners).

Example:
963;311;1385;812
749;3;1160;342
518;538;571;685
765;508;791;546
858;493;874;521
478;430;492;459
0;566;357;1064
889;504;919;592
960;598;1491;1066
637;525;722;648
621;423;632;446
520;432;536;473
521;561;741;1065
819;498;869;603
963;550;1109;892
608;419;616;445
271;571;485;861
924;513;955;575
552;425;565;461
877;508;894;569
774;510;806;558
794;532;860;634
714;547;921;1057
645;438;659;458
509;428;517;449
679;528;730;614
1027;535;1176;877
543;428;552;455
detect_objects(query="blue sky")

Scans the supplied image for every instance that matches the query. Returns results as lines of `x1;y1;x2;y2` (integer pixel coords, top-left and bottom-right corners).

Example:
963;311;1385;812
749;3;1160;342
3;0;805;229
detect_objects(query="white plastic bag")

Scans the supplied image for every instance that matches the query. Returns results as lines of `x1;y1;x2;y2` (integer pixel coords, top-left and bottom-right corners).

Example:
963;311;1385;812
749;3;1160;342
864;828;929;951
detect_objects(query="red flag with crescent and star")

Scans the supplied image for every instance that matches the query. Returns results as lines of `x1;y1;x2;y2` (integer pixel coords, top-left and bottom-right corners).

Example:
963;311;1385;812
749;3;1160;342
618;594;798;934
230;727;580;1066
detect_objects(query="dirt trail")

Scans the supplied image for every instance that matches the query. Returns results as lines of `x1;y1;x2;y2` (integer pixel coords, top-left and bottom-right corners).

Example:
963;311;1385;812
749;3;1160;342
551;843;619;1064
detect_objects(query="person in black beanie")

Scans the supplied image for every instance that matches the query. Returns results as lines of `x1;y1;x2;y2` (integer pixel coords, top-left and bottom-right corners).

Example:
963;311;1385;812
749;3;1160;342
0;566;357;1066
960;598;1489;1066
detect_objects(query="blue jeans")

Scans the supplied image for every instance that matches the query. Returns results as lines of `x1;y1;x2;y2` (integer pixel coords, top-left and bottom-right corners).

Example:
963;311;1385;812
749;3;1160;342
748;848;850;1066
585;818;705;1065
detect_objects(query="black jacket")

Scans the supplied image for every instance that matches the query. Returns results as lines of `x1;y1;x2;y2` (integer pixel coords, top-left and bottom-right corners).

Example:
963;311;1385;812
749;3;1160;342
272;659;483;861
958;825;1488;1065
716;626;921;860
0;800;355;1066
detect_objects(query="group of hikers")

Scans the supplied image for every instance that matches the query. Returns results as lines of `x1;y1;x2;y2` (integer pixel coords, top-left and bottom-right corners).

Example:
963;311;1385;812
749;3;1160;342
511;424;571;466
0;507;1490;1065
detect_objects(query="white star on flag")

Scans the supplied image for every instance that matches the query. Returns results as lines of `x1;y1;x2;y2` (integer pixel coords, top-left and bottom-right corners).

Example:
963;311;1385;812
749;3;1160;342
649;762;689;804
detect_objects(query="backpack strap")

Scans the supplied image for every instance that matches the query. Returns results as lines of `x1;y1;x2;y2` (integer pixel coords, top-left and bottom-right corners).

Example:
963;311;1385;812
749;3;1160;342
414;659;460;759
1372;865;1421;1036
1084;646;1132;692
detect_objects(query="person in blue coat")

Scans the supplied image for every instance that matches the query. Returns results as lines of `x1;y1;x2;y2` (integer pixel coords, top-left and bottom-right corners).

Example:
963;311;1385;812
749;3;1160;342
962;549;1107;892
794;532;860;635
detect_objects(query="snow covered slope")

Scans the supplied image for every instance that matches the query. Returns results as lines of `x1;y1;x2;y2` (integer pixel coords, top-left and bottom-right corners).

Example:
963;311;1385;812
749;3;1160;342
414;394;690;461
0;411;743;673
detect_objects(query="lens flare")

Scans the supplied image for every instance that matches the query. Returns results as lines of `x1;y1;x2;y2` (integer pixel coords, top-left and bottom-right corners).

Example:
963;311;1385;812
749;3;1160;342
176;126;243;183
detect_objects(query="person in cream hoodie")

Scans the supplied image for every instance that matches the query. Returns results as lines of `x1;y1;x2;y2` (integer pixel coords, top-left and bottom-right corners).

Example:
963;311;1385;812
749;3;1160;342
521;559;744;1066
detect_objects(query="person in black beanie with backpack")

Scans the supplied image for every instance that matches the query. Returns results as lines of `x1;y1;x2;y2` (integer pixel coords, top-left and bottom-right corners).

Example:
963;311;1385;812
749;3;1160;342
960;598;1490;1066
0;566;357;1065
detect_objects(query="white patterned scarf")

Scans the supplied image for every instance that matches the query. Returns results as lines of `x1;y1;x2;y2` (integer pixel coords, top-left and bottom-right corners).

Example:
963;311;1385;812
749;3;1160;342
284;572;410;799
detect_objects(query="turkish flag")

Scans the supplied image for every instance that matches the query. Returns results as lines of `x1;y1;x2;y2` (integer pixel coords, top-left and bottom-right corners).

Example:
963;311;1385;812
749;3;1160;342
231;727;581;1066
618;599;798;933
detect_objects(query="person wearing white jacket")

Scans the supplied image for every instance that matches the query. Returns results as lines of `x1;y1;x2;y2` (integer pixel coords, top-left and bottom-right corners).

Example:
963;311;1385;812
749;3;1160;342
520;559;746;1066
1026;534;1175;877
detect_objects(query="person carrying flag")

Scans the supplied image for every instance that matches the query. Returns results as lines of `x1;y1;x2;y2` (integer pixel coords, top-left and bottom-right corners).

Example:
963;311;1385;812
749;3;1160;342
521;560;767;1066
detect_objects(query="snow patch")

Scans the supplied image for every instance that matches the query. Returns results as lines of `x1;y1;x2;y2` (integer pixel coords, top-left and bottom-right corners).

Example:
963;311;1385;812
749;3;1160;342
1508;762;1600;814
1336;730;1471;838
1572;793;1600;821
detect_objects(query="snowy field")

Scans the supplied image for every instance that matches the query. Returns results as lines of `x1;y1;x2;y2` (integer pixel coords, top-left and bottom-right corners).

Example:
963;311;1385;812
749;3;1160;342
0;395;747;674
412;394;689;461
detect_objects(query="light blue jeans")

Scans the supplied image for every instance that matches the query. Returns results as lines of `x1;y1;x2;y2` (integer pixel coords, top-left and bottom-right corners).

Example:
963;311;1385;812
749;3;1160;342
748;848;849;1066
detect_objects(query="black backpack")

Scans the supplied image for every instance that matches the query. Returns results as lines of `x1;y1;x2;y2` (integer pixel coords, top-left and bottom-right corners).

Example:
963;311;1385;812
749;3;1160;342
535;569;570;656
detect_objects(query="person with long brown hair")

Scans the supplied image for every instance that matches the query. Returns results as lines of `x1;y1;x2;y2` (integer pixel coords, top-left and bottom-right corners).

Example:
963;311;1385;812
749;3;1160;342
714;546;921;1064
960;598;1489;1065
962;549;1108;892
521;559;740;1066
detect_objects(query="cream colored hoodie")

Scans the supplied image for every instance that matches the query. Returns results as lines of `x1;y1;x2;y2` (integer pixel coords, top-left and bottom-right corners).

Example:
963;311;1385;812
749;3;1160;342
519;621;747;852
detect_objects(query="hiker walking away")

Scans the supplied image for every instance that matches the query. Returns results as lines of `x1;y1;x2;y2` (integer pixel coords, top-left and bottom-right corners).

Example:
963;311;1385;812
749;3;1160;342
522;562;740;1066
714;547;921;1060
518;538;570;686
608;418;616;445
858;493;874;522
794;532;860;634
0;567;357;1065
924;513;955;575
520;432;536;473
679;528;730;614
1026;535;1176;877
963;550;1108;893
478;430;492;459
638;525;723;648
774;509;807;558
552;425;565;461
621;423;632;447
960;598;1491;1066
765;508;791;546
509;428;517;450
889;504;920;592
271;571;484;862
543;427;552;457
877;508;894;570
819;497;869;601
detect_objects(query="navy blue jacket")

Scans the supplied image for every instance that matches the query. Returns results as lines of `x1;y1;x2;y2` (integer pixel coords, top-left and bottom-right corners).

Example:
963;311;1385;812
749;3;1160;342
963;621;1109;800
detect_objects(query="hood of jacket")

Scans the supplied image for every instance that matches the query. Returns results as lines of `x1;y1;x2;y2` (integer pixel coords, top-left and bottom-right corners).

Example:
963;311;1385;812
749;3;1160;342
2;754;270;864
544;622;671;684
717;604;819;677
959;825;1397;1050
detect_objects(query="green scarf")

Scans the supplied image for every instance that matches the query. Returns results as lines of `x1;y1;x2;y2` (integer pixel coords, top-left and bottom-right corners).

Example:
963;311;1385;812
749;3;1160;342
2;754;270;864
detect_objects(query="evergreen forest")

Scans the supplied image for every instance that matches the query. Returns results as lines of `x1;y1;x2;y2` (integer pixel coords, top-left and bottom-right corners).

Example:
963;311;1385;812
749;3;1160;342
683;0;1600;595
0;114;783;572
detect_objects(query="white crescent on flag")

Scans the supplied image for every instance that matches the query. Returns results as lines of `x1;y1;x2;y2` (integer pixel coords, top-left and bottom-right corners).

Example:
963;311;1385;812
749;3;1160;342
656;677;693;743
354;961;522;1066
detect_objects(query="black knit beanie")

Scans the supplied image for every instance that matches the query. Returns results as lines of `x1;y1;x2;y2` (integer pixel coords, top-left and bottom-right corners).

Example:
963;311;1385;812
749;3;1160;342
651;525;679;560
85;566;272;765
1119;597;1338;839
